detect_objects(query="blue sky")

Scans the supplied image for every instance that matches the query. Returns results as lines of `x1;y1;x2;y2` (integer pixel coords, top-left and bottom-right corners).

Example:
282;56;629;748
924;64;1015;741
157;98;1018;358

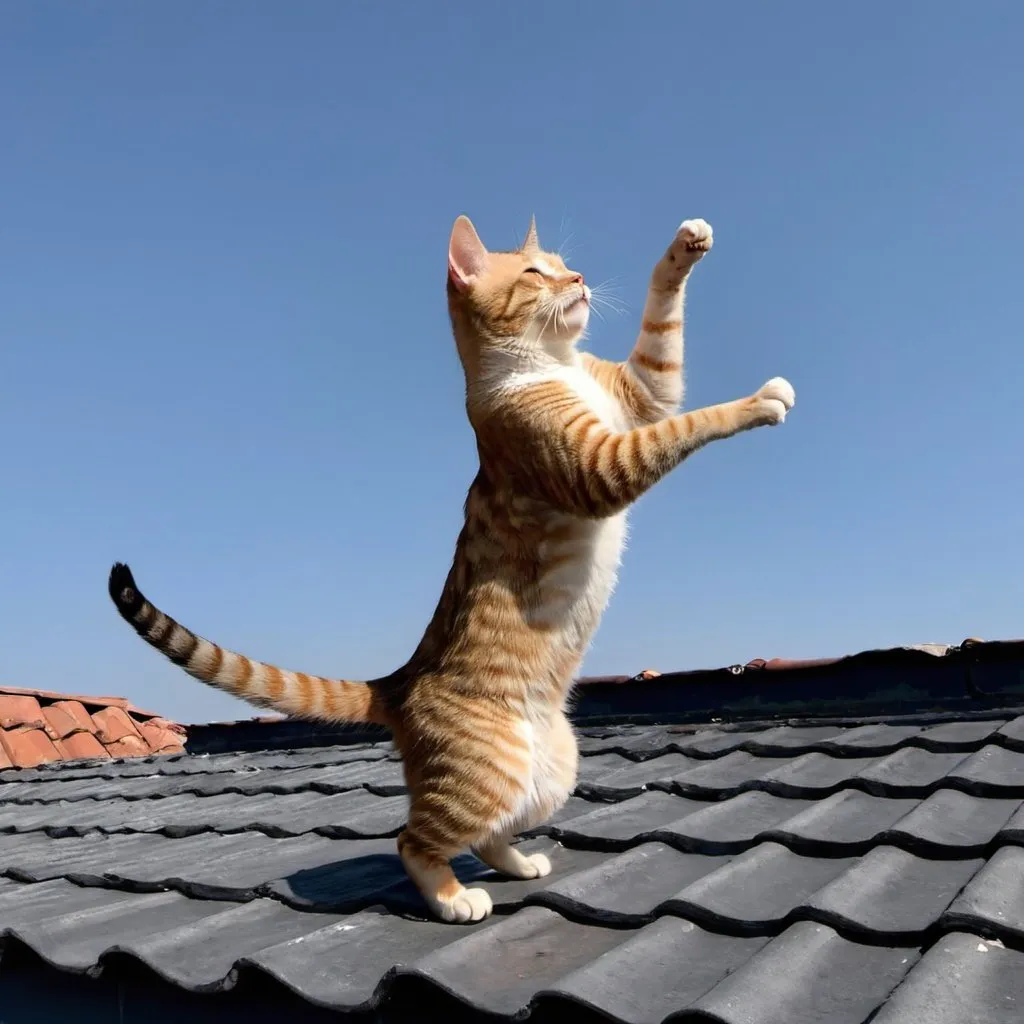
2;2;1021;724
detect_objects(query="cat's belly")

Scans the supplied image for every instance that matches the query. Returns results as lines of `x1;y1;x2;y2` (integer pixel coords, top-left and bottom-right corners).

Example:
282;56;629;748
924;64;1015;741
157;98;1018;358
489;711;579;839
534;510;628;657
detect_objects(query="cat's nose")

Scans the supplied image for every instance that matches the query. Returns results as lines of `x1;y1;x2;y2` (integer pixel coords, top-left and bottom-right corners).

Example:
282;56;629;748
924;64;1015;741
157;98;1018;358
568;273;584;285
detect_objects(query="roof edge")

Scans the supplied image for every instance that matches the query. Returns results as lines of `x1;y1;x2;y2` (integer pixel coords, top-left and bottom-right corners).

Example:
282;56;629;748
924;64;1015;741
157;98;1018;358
182;637;1024;754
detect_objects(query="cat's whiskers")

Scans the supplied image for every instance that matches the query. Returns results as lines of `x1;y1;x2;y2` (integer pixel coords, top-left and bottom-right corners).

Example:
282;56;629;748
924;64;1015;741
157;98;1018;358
588;280;628;317
556;232;577;263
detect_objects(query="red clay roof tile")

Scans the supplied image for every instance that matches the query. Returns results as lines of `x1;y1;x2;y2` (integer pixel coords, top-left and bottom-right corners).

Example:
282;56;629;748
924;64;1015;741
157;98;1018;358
0;694;47;731
92;706;143;746
47;700;97;735
0;727;62;768
43;703;88;740
0;685;131;707
0;686;186;771
0;686;165;719
54;732;110;761
138;720;187;754
146;716;188;738
105;734;151;758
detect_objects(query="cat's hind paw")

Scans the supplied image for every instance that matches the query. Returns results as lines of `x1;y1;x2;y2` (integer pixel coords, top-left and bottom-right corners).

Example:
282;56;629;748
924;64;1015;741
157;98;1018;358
436;885;493;924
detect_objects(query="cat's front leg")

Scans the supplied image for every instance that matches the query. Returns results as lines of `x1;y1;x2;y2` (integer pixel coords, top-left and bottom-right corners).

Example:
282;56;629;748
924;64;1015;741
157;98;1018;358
625;218;713;417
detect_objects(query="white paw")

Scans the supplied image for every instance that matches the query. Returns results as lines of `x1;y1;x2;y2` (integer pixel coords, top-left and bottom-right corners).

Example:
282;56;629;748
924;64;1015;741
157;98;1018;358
519;852;552;879
673;218;713;258
755;376;796;424
437;885;493;923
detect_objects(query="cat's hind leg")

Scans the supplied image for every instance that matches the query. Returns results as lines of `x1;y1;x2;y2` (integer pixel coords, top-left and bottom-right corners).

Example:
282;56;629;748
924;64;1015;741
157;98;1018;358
397;825;493;923
472;711;578;881
397;712;578;921
474;838;552;879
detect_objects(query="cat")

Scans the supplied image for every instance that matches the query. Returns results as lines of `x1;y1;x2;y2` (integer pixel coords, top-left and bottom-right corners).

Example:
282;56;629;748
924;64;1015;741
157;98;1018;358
108;213;795;923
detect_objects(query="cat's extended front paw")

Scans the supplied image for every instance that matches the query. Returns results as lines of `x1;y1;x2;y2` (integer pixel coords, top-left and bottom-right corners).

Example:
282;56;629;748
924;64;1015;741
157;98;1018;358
752;377;796;425
669;218;713;267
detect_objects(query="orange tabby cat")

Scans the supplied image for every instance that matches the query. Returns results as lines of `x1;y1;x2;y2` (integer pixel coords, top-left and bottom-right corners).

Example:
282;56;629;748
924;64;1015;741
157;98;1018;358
109;214;794;922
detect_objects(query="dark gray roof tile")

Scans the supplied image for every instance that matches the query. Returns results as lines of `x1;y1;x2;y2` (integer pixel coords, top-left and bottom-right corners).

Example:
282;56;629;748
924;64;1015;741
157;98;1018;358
669;842;858;931
406;906;627;1019
3;742;391;786
575;727;678;760
950;745;1024;794
754;751;877;795
244;907;466;1012
742;724;849;752
666;792;812;852
671;750;801;795
672;729;768;756
103;832;377;901
942;846;1024;942
0;878;237;974
533;842;730;925
855;747;972;795
547;917;770;1024
3;712;1024;1020
818;723;927;755
551;791;709;846
998;801;1024;843
22;788;408;839
577;751;699;798
996;715;1024;748
766;790;919;852
887;790;1020;853
2;831;177;885
806;846;983;939
916;721;1008;749
870;932;1024;1024
690;921;921;1024
124;897;350;992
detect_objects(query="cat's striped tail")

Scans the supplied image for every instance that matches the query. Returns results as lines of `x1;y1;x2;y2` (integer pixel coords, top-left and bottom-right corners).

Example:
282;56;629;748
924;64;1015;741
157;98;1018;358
108;563;386;725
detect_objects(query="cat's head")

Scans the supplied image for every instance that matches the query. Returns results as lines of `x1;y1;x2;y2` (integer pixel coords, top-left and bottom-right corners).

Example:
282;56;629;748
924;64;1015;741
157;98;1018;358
446;215;590;366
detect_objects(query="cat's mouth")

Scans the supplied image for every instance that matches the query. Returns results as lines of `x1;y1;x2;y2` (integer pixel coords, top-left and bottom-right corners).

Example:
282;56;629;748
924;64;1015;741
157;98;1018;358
565;287;590;310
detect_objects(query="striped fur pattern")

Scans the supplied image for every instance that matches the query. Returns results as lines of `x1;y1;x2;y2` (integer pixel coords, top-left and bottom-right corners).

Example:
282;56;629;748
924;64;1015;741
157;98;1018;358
108;213;795;923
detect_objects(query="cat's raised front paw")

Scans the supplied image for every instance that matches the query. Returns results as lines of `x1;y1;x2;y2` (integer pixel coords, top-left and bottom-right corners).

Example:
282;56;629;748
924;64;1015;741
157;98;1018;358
753;377;796;425
670;218;713;265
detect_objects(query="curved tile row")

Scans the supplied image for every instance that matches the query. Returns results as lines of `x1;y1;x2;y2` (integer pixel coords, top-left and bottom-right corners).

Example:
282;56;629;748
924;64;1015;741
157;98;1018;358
4;776;1024;862
538;787;1024;858
0;874;1021;1023
0;787;412;838
0;756;406;805
6;737;1024;811
0;742;394;791
4;711;1022;797
577;743;1024;801
577;716;1024;761
528;841;1016;947
2;821;1024;950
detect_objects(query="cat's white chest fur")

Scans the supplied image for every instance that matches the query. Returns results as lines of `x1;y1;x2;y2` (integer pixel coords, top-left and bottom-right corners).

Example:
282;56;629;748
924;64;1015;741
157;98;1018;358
558;364;629;652
506;360;630;656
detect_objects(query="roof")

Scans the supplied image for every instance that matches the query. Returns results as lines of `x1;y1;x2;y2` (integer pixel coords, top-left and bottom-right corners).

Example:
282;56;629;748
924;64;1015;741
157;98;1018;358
179;637;1024;754
1;638;1023;1022
0;685;187;769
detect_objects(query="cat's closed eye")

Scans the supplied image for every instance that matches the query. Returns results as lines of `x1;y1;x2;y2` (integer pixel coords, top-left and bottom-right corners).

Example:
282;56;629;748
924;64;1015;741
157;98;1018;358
523;267;544;277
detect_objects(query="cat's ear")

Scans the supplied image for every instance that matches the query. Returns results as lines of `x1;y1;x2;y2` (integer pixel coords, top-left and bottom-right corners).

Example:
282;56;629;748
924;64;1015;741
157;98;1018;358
448;215;488;291
521;215;539;253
